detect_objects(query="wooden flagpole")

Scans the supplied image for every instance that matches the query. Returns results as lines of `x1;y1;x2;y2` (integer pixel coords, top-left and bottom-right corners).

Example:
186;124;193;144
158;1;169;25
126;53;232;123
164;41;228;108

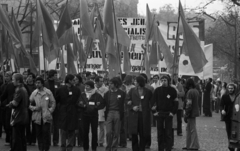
111;0;123;78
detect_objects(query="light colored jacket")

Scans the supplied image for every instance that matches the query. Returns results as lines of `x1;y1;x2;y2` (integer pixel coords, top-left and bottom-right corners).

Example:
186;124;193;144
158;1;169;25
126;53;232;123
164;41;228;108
29;87;56;125
96;85;108;122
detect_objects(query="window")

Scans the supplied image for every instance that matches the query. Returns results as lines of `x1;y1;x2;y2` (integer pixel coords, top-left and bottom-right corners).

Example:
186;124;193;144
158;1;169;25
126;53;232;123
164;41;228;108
1;4;8;12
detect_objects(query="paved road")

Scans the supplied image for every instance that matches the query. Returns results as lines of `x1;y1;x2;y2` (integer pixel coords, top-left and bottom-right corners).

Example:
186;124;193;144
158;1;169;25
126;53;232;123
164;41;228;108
0;113;229;151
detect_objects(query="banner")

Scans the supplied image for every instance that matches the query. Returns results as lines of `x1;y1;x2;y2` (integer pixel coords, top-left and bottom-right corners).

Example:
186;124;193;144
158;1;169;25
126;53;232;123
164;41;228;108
47;18;209;77
178;44;213;79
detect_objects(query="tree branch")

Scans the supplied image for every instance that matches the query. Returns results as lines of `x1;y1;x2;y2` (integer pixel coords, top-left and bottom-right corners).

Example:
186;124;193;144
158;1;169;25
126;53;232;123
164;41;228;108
220;15;235;27
231;0;240;6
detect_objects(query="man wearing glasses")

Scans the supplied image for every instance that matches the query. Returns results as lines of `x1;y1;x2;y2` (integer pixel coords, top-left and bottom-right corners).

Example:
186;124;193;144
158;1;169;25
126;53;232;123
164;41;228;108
151;75;178;151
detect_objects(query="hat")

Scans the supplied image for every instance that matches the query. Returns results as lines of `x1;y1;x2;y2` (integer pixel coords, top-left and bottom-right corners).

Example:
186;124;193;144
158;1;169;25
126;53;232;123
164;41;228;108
85;80;95;89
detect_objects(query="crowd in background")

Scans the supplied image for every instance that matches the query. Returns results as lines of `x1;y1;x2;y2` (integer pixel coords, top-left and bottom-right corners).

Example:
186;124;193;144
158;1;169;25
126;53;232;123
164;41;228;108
0;69;237;151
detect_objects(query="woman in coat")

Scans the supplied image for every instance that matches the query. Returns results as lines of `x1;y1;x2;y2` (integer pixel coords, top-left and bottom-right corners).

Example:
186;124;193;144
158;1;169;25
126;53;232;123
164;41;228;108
126;75;152;151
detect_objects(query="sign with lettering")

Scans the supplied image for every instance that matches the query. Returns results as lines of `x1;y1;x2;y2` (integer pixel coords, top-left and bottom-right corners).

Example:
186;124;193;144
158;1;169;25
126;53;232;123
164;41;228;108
49;18;205;76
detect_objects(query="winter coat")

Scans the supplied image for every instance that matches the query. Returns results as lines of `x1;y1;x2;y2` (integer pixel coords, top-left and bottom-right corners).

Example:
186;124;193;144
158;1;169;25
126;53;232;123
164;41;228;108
29;88;56;125
10;85;29;126
126;87;152;136
56;85;80;131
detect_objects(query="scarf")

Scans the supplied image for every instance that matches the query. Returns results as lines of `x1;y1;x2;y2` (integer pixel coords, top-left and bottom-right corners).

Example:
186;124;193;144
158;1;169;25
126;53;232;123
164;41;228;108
85;89;96;99
96;85;108;97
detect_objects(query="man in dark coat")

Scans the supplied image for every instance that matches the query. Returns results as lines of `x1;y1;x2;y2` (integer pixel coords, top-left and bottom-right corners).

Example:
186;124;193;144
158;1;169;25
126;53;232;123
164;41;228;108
44;70;60;146
126;76;152;151
140;73;154;149
151;75;178;151
203;78;212;117
7;73;29;151
0;71;15;145
55;74;80;151
220;83;239;151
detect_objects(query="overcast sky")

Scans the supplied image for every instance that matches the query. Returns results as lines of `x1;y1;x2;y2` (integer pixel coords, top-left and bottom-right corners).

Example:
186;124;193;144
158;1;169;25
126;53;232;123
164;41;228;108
138;0;224;16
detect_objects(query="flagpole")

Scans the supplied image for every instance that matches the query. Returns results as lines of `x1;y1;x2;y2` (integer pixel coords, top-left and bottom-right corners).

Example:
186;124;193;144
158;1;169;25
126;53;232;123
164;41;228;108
111;0;123;78
42;43;47;80
157;43;160;74
55;50;60;70
38;45;41;76
139;51;144;73
83;16;98;72
142;14;156;75
172;2;181;82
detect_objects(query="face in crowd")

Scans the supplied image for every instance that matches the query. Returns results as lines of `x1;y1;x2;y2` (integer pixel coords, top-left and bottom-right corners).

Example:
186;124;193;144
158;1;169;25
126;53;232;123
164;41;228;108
95;77;103;88
228;85;235;95
35;80;43;90
85;84;92;91
153;76;159;83
5;74;11;83
161;78;168;87
109;81;116;90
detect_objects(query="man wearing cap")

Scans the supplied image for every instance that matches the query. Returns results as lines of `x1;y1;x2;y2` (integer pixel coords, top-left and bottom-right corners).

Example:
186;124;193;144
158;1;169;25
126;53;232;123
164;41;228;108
44;69;60;146
29;76;56;151
151;75;178;151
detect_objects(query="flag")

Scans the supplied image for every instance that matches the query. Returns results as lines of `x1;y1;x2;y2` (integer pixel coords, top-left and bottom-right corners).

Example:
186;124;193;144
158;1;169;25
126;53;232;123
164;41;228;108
11;9;37;73
106;35;120;78
32;0;59;63
145;4;155;43
144;49;151;78
103;0;114;38
59;50;66;80
122;46;131;74
66;44;77;74
93;5;107;70
154;26;174;71
149;41;158;66
95;19;107;70
73;32;80;58
80;0;95;39
90;3;97;27
114;18;130;47
73;33;86;66
11;9;23;67
56;1;72;38
179;1;207;73
58;27;74;47
0;5;20;47
1;27;8;61
77;35;87;67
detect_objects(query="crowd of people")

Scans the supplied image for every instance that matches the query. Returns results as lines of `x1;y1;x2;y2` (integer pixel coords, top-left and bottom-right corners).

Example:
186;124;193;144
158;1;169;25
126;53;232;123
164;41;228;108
0;69;237;151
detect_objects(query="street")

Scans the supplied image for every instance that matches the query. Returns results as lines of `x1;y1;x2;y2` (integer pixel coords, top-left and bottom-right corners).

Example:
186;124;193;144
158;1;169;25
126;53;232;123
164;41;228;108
0;113;229;151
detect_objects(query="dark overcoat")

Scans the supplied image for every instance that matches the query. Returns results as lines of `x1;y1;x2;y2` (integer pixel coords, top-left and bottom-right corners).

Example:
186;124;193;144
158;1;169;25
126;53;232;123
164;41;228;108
126;87;152;136
55;85;80;131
